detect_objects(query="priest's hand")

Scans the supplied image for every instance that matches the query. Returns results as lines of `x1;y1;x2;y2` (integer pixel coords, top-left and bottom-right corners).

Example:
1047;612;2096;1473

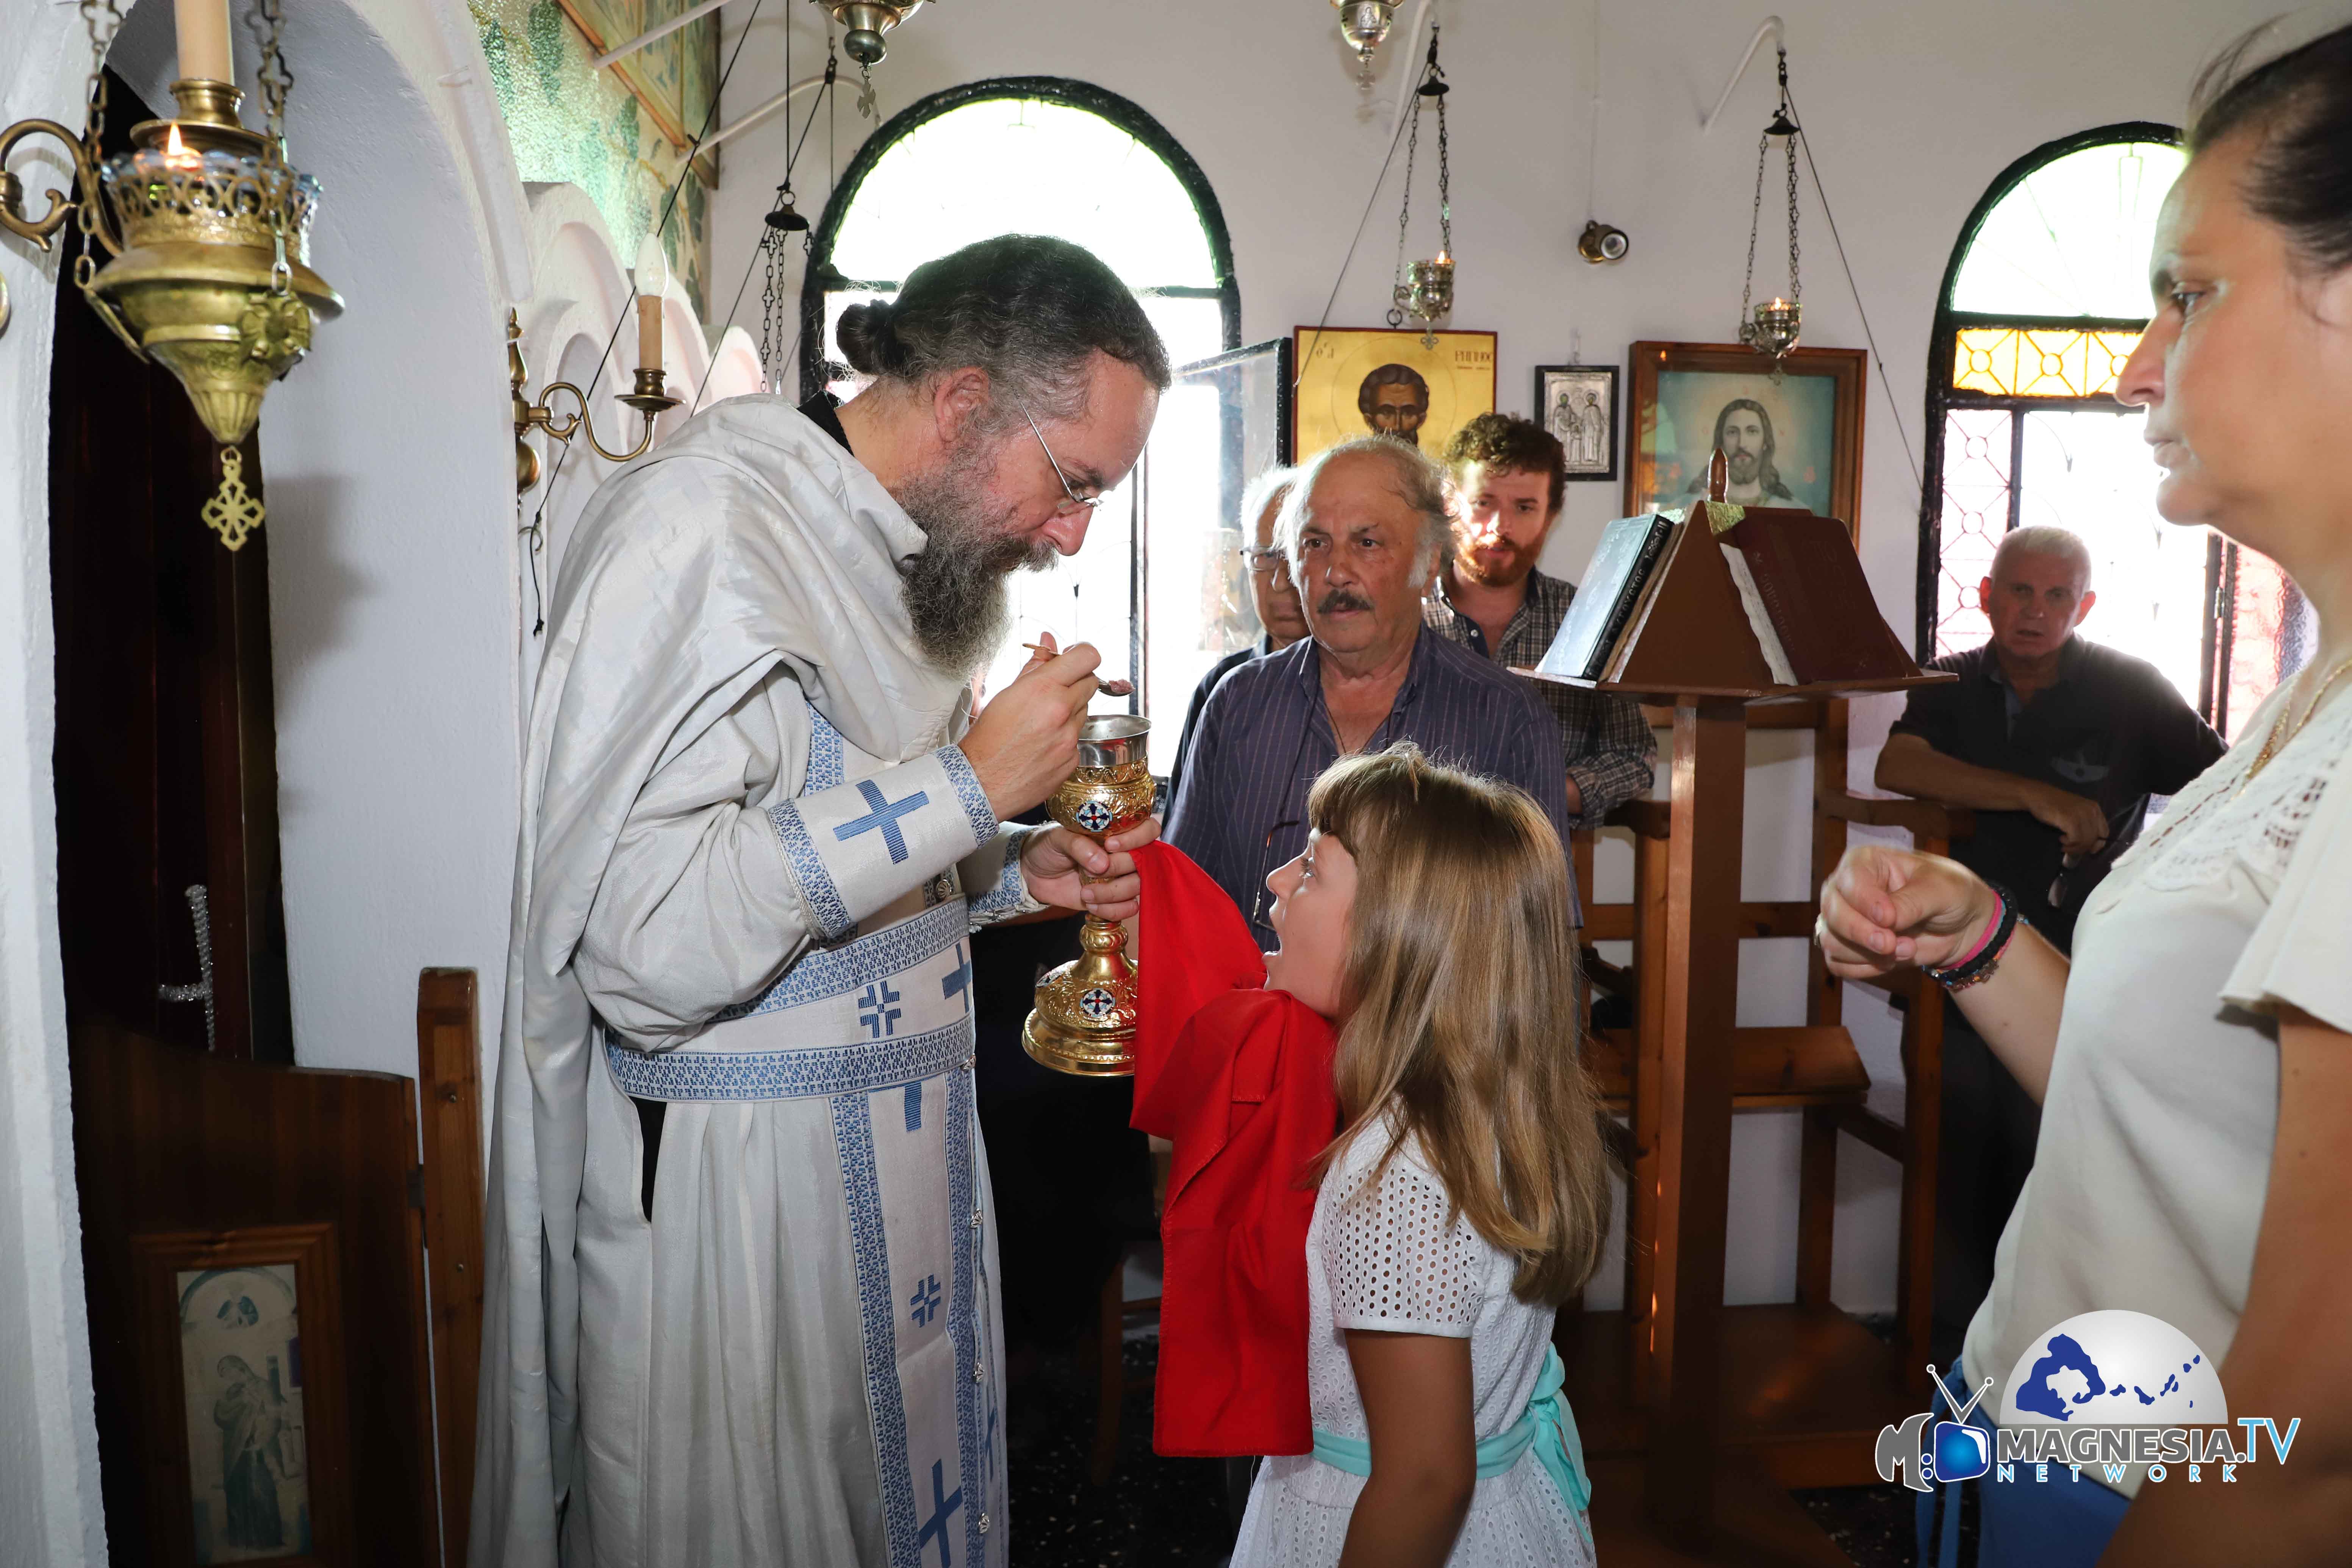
1020;817;1163;921
962;635;1107;818
1815;843;2000;978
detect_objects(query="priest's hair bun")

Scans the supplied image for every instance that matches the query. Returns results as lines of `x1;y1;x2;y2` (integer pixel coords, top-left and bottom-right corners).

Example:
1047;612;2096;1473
835;299;905;376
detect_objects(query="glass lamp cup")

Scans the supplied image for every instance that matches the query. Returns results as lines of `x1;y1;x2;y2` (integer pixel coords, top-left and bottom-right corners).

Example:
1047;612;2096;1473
1022;715;1154;1077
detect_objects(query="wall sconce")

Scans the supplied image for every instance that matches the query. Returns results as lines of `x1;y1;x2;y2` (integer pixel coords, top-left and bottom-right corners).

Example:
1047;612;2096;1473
1;0;342;549
510;236;682;493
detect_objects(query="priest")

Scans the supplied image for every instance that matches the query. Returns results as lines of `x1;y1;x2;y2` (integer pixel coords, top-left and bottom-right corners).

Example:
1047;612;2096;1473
473;235;1168;1568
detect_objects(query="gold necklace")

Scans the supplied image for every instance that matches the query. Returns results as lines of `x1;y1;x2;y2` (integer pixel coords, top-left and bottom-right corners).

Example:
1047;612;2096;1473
2239;650;2352;794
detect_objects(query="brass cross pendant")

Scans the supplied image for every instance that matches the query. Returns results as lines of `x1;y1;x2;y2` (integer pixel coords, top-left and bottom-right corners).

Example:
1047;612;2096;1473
201;447;264;551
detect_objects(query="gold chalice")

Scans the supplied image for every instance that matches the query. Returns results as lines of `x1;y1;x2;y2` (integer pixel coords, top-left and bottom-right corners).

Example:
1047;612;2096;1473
1023;714;1155;1077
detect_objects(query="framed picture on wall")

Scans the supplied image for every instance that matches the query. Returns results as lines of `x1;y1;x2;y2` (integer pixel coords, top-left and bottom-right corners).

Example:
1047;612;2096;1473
1535;364;1619;481
131;1223;351;1566
1625;342;1867;529
1292;326;1497;463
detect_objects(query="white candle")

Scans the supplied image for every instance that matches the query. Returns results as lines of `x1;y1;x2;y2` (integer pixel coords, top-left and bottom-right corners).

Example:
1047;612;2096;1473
174;0;235;83
634;233;671;373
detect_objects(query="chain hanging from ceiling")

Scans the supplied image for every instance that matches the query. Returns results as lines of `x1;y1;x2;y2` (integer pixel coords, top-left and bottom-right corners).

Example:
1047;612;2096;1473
1385;23;1452;348
1736;46;1803;368
759;31;836;388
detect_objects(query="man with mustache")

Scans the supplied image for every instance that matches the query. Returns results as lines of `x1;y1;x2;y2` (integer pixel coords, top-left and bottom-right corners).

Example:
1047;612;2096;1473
1425;412;1656;830
1684;397;1802;507
1165;436;1575;946
475;236;1166;1568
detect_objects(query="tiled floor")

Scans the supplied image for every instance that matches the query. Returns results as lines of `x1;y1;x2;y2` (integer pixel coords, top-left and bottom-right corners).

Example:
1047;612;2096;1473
1006;1337;1932;1567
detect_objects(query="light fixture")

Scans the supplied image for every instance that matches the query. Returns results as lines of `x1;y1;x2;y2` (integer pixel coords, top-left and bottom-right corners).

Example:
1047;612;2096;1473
1736;47;1802;366
1386;25;1453;349
1578;220;1629;264
813;1;925;67
1333;0;1398;83
510;234;683;492
1;0;342;549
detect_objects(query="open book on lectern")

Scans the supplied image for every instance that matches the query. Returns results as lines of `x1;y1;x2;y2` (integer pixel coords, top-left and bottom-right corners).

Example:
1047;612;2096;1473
1523;502;1917;694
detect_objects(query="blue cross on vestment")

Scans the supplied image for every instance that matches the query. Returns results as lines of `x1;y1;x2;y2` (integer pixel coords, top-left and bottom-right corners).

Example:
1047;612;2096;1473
942;942;972;1014
860;979;903;1039
909;1272;942;1327
917;1458;962;1568
835;779;930;864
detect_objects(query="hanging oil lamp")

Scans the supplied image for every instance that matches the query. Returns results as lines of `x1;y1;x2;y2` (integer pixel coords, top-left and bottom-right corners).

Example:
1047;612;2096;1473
1736;47;1803;368
1333;0;1398;84
1386;25;1453;349
1;0;342;549
812;1;924;66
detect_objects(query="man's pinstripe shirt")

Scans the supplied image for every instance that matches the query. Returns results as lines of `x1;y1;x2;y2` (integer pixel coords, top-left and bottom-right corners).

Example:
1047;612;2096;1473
1163;627;1579;947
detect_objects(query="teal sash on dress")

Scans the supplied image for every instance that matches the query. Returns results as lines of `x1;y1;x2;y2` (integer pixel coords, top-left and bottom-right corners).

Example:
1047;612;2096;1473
1310;1344;1594;1551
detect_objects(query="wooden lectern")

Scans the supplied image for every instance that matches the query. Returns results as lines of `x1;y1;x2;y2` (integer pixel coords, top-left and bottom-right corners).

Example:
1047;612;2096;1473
1533;499;1953;1565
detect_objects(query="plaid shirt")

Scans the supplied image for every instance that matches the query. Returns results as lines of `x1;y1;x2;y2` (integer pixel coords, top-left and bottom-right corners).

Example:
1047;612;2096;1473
1423;567;1658;825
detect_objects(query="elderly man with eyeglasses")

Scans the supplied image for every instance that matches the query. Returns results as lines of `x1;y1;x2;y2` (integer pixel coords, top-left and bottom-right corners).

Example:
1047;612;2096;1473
477;235;1169;1568
1165;436;1578;947
1163;466;1312;801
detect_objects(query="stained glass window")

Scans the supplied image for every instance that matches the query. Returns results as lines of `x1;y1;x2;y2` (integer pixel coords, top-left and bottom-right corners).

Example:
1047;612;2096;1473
799;80;1239;715
1922;128;2306;740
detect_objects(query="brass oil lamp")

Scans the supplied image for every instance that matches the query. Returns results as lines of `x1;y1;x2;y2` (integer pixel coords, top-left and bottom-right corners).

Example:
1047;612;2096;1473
1;0;341;550
1022;715;1154;1077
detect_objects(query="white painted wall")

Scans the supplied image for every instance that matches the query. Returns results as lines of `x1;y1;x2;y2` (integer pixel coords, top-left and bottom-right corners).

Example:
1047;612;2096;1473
0;18;110;1568
709;0;2282;1313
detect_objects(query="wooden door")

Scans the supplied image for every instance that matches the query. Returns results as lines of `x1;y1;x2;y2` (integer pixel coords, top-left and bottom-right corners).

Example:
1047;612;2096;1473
49;71;442;1568
47;72;291;1063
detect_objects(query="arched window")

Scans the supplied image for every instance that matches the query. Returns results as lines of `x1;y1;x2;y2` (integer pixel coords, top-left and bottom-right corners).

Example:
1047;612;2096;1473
1918;125;2308;738
801;79;1239;713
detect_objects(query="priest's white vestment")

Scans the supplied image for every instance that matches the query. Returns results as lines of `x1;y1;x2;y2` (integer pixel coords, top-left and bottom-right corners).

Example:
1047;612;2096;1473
474;397;1029;1568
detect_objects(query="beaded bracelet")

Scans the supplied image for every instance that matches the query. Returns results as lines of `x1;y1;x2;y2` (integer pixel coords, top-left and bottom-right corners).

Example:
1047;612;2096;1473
1924;883;2022;993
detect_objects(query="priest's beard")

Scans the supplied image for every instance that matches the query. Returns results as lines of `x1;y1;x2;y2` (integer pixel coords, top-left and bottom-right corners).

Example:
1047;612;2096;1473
897;438;1057;674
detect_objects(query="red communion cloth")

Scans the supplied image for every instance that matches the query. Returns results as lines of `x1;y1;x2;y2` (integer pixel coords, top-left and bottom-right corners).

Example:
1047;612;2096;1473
1128;841;1338;1458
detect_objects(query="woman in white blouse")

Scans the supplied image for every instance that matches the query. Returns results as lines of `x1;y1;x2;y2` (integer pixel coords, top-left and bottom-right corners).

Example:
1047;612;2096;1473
1818;22;2352;1568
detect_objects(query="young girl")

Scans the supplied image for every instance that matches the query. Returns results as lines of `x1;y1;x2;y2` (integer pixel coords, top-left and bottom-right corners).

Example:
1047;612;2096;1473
1231;744;1612;1568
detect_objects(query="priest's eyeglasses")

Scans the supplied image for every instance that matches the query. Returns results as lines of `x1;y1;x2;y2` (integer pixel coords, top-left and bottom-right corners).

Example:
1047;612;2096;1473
1020;405;1104;515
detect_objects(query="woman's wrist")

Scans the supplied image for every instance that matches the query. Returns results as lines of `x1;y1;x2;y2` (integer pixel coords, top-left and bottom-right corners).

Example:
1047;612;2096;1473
1947;885;2006;968
1927;881;2021;991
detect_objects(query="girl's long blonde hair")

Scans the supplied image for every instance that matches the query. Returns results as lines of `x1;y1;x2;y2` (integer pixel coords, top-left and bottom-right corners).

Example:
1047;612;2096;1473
1306;744;1612;1305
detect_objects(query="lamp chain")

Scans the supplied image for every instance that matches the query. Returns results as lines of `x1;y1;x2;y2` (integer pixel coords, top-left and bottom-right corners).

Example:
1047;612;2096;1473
247;0;293;149
1739;130;1765;336
1780;51;1800;307
1387;22;1446;328
245;0;296;297
1738;48;1803;340
1387;90;1418;326
70;0;126;292
1432;44;1450;260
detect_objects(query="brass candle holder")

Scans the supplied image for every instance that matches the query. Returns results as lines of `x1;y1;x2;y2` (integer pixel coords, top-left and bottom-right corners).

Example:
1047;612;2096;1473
1023;714;1154;1077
